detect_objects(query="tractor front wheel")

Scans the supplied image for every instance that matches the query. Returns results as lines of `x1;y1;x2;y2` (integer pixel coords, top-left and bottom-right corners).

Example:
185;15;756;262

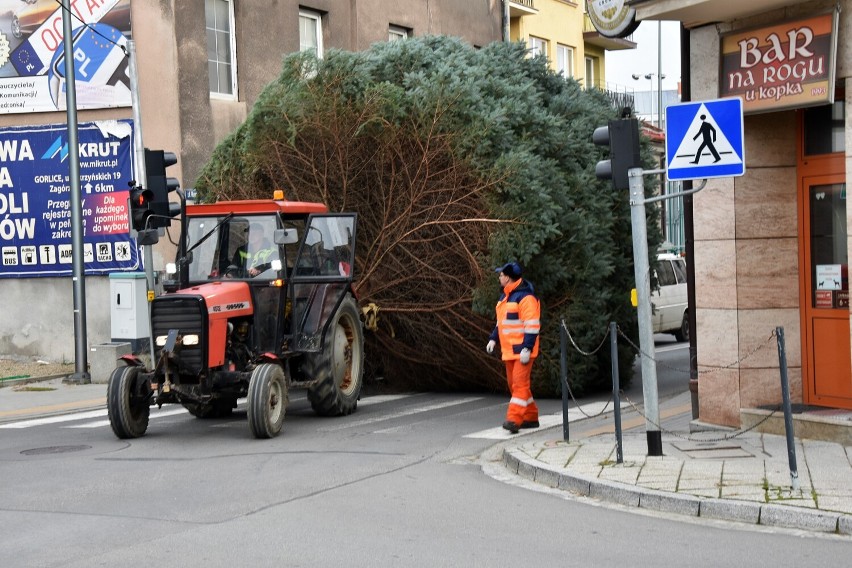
107;366;150;439
247;363;287;438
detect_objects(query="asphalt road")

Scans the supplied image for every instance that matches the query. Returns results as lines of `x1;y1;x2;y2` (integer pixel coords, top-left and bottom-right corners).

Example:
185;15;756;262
1;338;847;567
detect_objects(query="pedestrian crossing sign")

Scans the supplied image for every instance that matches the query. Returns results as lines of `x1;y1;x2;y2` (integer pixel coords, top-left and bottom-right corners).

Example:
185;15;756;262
665;97;745;181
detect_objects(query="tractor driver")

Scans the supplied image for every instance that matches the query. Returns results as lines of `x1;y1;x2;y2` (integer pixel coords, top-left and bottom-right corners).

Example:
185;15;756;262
232;222;278;277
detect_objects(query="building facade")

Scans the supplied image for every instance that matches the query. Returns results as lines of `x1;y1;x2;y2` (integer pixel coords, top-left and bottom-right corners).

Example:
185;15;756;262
633;0;852;424
0;1;632;363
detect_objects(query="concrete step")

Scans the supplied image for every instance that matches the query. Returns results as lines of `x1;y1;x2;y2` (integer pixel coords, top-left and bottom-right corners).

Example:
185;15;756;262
740;406;852;446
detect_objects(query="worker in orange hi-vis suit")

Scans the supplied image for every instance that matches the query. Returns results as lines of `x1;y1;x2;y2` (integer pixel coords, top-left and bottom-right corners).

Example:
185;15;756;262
486;261;541;434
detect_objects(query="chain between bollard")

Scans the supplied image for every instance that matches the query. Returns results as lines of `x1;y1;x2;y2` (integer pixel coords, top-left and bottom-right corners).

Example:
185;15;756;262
621;394;781;442
615;324;778;376
559;319;783;428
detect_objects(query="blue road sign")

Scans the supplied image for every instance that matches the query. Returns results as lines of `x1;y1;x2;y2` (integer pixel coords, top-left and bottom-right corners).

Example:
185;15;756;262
665;97;745;181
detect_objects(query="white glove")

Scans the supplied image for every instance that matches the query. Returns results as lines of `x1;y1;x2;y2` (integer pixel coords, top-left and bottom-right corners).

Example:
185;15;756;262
486;340;496;354
519;348;531;364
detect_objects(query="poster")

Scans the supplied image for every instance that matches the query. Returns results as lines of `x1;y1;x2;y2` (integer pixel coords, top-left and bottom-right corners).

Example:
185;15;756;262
0;0;132;114
0;119;141;278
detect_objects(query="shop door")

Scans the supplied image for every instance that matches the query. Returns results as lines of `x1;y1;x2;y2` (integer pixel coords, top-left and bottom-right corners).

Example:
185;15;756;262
802;175;852;407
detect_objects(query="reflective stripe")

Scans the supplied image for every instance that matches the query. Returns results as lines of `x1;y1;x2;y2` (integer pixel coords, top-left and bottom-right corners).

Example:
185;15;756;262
509;397;528;407
523;326;540;334
526;397;535;405
525;319;540;325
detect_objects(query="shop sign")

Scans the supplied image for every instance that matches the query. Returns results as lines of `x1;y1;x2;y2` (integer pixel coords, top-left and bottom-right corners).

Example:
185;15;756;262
586;0;639;39
719;10;838;114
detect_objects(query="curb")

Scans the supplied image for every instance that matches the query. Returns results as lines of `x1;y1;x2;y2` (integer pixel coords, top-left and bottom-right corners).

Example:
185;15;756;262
503;447;852;536
0;373;71;388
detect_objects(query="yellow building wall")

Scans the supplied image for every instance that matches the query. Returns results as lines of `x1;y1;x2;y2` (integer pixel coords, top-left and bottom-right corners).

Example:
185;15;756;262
510;0;605;88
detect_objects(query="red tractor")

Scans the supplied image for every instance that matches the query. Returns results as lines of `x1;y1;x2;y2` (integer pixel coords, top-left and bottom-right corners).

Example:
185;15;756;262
107;191;364;439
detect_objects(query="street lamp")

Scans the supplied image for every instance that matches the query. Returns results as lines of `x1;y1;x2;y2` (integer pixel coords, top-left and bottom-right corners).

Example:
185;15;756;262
632;72;665;129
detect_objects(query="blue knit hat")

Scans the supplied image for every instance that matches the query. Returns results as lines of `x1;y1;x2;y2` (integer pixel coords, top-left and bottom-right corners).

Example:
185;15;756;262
495;261;522;280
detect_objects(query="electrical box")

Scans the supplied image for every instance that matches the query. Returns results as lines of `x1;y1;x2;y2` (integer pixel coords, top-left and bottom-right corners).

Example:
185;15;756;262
110;272;149;349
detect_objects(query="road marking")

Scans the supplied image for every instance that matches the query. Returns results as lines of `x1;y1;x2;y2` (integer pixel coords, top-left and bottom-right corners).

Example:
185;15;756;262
463;401;628;440
0;394;414;430
656;344;689;354
0;408;109;429
318;396;482;432
357;394;417;406
0;397;105;420
66;408;189;428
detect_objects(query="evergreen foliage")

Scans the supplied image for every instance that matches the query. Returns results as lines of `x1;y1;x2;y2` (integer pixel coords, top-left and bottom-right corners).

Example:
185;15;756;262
195;36;661;397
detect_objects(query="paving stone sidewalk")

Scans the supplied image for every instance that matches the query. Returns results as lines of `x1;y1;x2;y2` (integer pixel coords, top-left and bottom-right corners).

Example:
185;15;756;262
504;428;852;535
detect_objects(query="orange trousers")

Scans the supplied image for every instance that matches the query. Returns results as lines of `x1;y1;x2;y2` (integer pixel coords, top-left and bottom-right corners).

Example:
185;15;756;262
504;359;539;426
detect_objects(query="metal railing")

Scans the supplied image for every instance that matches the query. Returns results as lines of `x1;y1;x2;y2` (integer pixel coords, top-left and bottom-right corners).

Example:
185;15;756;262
511;0;536;9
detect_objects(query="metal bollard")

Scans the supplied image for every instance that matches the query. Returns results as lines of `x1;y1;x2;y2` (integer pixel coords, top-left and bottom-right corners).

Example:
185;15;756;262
560;321;570;442
776;326;799;491
610;322;623;464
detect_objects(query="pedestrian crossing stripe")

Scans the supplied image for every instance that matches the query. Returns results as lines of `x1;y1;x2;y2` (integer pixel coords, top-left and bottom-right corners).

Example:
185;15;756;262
665;97;745;182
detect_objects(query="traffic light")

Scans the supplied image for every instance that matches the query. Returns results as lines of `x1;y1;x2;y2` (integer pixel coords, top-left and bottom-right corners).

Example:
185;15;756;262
128;184;154;232
144;148;181;229
592;118;641;190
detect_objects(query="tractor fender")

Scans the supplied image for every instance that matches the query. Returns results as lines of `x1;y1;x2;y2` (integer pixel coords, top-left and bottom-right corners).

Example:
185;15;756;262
256;352;281;365
118;354;146;367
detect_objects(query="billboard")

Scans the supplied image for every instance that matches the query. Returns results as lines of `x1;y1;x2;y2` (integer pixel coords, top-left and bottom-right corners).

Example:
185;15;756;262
0;119;141;278
0;0;131;113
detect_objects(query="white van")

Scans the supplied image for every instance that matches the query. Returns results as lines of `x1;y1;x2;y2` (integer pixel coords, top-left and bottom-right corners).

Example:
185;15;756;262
651;253;689;341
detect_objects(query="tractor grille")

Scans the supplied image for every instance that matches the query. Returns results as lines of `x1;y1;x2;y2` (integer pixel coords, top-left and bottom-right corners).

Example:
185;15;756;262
151;295;207;376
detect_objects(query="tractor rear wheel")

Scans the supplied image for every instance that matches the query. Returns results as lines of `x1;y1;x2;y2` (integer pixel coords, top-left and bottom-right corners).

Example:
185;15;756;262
306;294;364;416
107;366;150;439
247;363;287;438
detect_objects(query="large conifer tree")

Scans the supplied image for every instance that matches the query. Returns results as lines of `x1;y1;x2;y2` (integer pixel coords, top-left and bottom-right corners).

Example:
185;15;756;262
196;36;660;396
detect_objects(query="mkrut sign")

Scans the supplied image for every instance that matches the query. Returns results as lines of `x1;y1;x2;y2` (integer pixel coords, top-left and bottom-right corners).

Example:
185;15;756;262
720;10;838;113
0;120;141;278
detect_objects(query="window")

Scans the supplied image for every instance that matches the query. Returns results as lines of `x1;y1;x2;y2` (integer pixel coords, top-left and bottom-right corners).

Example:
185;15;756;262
206;0;237;97
529;36;547;59
300;10;323;58
655;260;676;287
804;100;845;156
389;25;409;41
557;44;573;78
585;56;595;89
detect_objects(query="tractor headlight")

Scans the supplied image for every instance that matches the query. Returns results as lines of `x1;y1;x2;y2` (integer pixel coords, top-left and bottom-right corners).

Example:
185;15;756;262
155;334;199;346
182;334;199;346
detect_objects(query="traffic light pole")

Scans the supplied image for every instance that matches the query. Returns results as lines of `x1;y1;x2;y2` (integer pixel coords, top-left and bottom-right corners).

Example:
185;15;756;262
128;40;156;367
631;167;708;456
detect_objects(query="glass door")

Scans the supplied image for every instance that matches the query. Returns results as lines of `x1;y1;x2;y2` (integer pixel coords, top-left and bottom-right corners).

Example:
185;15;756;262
802;176;852;406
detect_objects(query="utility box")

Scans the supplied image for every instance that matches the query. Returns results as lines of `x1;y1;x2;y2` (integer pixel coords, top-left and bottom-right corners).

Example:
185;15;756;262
89;342;132;384
110;272;149;352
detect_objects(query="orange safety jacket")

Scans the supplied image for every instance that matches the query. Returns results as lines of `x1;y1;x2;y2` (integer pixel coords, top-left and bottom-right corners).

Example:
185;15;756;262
488;278;540;361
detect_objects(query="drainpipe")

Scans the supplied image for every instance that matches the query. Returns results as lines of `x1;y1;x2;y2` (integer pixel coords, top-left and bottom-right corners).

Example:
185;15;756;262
680;24;699;420
503;1;510;42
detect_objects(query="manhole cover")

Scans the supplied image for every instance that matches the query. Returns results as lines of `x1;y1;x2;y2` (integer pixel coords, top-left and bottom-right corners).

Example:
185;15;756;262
20;445;91;456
